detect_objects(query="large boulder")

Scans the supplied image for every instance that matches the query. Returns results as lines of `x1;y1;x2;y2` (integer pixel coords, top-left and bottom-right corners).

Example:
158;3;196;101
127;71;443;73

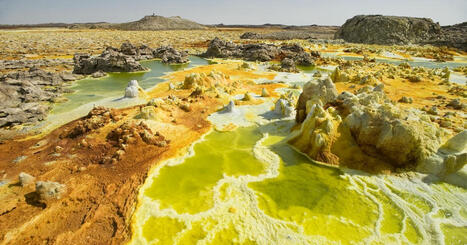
202;37;243;58
120;42;154;60
73;43;190;74
73;47;145;74
335;15;442;45
19;172;35;187
35;181;66;200
153;46;189;64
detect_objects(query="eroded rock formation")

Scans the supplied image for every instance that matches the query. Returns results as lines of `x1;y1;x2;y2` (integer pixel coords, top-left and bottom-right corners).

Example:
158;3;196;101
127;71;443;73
61;106;119;138
73;47;145;74
0;67;80;128
73;42;189;74
295;77;338;123
289;77;466;175
202;38;315;65
153;46;189;63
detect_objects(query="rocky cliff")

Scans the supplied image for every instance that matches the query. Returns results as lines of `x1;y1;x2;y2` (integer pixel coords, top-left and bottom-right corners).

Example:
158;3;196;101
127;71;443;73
424;22;467;51
335;15;442;45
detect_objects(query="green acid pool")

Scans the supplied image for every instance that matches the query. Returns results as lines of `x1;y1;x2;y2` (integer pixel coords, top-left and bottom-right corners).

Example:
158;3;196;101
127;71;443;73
130;121;467;245
33;57;208;134
52;56;208;114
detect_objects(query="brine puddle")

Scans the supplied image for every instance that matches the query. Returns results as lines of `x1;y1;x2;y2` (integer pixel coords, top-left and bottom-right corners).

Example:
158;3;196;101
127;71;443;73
129;115;467;244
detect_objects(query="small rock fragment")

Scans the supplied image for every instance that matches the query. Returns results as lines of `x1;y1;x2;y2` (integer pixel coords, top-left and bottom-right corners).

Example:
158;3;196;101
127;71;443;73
447;99;465;110
36;181;66;200
19;172;35;187
398;96;413;104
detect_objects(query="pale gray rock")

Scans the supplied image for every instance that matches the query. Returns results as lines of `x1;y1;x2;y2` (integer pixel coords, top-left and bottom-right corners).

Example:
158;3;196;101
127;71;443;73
19;172;35;187
35;181;66;200
0;67;75;128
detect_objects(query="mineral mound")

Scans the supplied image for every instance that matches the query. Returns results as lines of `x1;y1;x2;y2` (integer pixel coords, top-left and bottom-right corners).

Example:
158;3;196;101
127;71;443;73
289;78;466;176
114;15;206;30
335;15;441;45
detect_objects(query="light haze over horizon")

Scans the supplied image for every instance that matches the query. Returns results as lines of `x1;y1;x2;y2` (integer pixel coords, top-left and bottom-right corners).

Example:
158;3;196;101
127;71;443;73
0;0;466;26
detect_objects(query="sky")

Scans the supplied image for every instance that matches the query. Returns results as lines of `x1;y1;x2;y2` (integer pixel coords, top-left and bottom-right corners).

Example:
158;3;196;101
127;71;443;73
0;0;466;26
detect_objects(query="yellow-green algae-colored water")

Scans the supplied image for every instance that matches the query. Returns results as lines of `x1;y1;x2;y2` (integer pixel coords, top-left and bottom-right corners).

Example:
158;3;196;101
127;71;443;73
130;120;467;245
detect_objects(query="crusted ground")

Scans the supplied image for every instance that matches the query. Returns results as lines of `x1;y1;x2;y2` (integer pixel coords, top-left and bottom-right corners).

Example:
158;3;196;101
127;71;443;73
0;61;283;244
0;28;465;244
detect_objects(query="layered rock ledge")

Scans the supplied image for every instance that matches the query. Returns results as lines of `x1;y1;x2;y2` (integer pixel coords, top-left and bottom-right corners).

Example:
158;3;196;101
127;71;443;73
0;68;81;128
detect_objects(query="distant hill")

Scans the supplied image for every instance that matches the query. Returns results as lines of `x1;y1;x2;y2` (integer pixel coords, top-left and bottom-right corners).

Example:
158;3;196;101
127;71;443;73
113;15;206;30
0;15;206;30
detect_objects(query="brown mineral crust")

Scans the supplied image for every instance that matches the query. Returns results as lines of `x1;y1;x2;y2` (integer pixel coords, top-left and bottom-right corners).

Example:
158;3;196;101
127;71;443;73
0;91;223;244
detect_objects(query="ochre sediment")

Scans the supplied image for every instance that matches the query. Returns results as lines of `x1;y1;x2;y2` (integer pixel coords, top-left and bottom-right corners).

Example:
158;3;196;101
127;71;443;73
0;62;283;244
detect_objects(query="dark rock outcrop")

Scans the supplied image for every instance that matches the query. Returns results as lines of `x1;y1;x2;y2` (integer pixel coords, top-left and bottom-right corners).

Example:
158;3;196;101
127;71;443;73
240;26;339;40
280;58;297;72
0;58;74;72
335;15;442;45
153;46;189;63
0;68;80;128
424;22;467;51
202;37;315;65
241;31;316;40
240;32;262;39
119;42;154;60
73;42;189;74
73;47;145;74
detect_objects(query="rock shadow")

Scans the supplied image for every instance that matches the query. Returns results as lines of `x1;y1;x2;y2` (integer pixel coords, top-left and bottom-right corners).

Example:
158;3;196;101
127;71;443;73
24;192;46;209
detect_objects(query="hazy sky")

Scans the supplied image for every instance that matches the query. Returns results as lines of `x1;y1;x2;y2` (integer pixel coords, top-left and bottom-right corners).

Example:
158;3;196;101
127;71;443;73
0;0;466;26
